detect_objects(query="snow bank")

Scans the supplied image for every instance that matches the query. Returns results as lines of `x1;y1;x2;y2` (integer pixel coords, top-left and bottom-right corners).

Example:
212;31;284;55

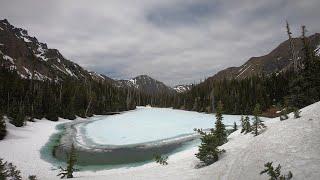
0;102;320;179
0;119;68;179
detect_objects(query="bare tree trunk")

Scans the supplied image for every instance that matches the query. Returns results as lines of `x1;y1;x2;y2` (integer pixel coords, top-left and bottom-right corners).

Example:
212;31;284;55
85;81;92;117
211;89;215;112
85;97;92;117
286;21;299;72
7;92;10;113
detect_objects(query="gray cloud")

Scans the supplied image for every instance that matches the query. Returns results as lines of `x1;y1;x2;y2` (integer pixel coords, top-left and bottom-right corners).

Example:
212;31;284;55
1;0;320;86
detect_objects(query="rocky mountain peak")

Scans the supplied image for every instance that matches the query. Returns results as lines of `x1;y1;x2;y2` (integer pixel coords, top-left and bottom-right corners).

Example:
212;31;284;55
0;19;108;83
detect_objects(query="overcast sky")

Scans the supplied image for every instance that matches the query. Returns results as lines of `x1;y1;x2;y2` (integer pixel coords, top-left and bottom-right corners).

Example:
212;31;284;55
1;0;320;86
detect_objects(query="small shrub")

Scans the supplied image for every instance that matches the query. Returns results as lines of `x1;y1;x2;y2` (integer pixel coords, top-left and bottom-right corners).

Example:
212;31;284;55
260;162;293;180
0;114;7;140
28;175;37;180
292;107;301;118
280;108;289;121
0;158;22;180
154;154;168;165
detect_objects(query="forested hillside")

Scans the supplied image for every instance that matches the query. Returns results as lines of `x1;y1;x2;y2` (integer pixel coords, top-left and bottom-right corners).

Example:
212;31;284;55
174;27;320;115
0;19;177;126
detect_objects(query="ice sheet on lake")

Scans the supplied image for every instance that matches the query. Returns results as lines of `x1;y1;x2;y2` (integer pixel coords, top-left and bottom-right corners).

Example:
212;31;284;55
84;107;242;145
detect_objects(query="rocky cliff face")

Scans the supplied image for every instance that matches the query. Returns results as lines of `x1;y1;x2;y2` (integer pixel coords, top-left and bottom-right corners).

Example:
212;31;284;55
0;19;108;83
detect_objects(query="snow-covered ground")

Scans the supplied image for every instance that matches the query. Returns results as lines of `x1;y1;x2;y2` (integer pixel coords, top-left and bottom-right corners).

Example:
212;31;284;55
0;102;320;179
0;119;69;179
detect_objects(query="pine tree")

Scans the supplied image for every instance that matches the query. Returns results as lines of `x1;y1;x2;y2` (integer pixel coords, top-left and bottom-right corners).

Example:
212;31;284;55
7;162;22;180
233;122;237;132
0;112;7;140
252;104;266;136
0;158;33;180
288;26;320;108
242;115;251;134
280;108;289;121
195;130;225;165
0;158;7;179
214;101;227;146
240;116;245;133
244;116;252;134
260;162;293;180
28;175;37;180
58;144;78;179
293;107;301;118
9;106;25;127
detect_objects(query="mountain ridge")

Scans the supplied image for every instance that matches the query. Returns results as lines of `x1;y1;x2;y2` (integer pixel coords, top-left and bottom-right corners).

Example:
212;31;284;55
117;75;175;94
2;18;320;95
0;19;109;84
205;33;320;82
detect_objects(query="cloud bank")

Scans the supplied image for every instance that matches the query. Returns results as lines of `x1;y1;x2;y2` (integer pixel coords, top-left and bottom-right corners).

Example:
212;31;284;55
1;0;320;85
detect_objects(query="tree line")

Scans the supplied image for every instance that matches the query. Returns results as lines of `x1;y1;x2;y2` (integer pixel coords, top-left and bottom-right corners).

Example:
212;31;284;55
174;25;320;115
0;67;177;127
0;24;319;131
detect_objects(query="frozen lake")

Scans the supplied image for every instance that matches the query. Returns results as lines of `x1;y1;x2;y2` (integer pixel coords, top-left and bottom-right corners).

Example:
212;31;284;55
53;106;244;165
83;107;241;146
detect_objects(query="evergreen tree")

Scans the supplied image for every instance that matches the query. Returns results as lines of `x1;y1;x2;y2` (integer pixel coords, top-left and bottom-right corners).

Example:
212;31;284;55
0;158;34;180
292;107;301;119
0;158;7;180
240;116;245;133
195;129;225;165
195;101;227;166
233;122;238;132
7;162;22;180
260;162;293;180
214;101;227;146
28;175;37;180
251;104;266;136
288;26;320;108
0;112;6;140
9;106;25;127
58;144;78;179
245;116;251;133
241;116;251;134
280;108;289;121
0;159;22;180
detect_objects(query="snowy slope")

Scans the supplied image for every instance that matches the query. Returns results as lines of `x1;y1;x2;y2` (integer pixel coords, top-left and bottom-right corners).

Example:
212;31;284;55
0;102;320;179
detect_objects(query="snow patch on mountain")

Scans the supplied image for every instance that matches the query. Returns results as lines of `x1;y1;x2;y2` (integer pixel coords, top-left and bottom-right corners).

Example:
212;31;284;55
174;85;192;93
3;55;15;64
23;67;32;78
315;44;320;56
236;64;251;78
